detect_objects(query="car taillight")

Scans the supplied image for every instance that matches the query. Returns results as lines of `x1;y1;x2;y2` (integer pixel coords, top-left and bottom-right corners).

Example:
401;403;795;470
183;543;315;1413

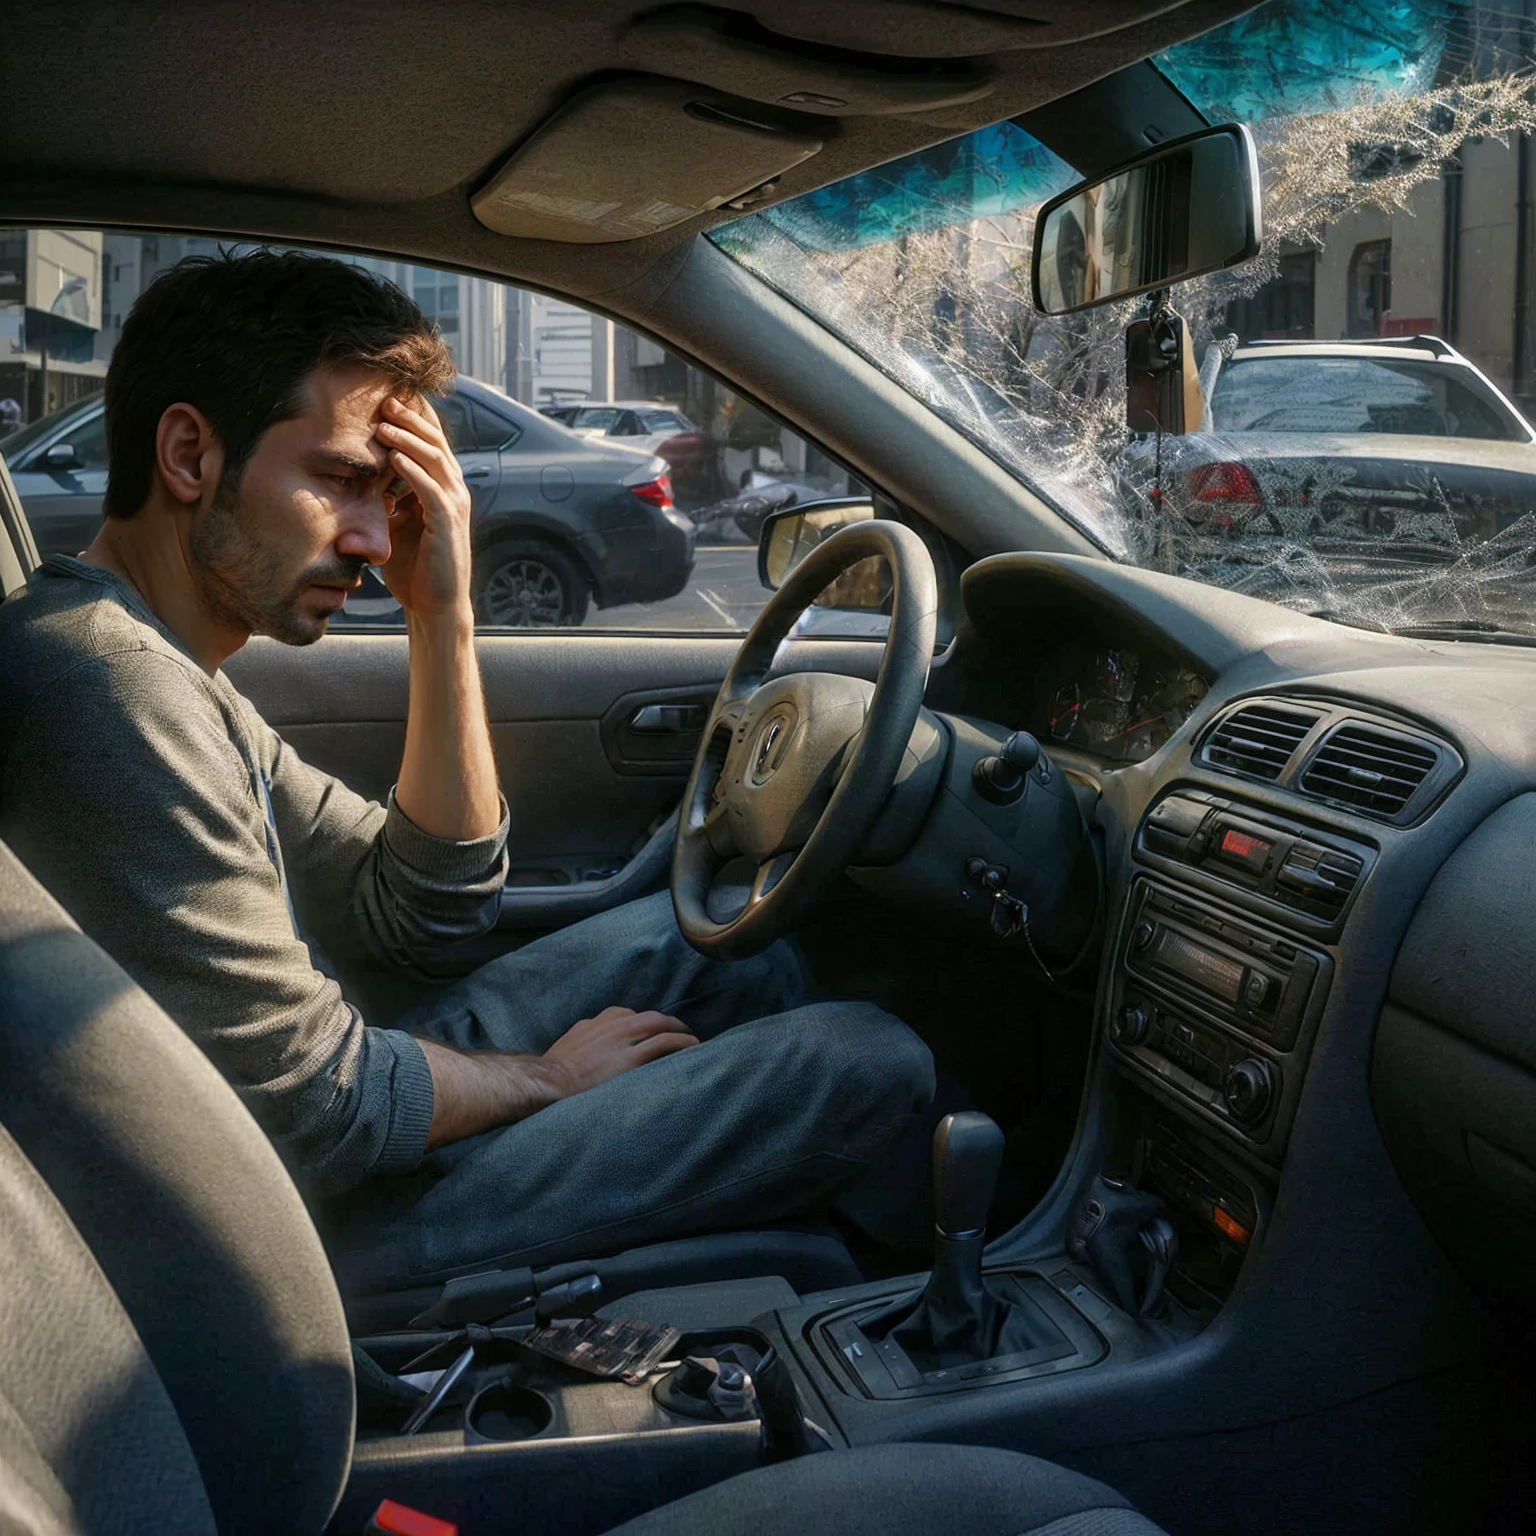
628;474;674;509
1190;461;1263;504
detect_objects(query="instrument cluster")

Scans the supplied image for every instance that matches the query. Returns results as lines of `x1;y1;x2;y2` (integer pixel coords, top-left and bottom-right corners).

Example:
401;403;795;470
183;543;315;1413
1039;642;1210;764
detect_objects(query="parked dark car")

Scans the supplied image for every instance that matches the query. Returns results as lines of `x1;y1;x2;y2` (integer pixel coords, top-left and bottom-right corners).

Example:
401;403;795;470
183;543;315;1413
0;375;696;627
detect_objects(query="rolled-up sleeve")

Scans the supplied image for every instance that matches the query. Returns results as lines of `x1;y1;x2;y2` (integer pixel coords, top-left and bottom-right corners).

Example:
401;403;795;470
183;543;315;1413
253;701;510;980
363;789;511;968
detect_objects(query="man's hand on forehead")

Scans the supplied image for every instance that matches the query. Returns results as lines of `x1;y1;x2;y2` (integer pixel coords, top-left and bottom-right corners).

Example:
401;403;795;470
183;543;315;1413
377;394;442;514
375;390;474;622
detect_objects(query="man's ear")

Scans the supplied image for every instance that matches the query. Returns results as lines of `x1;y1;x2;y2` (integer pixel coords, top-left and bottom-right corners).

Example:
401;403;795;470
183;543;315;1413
155;403;225;508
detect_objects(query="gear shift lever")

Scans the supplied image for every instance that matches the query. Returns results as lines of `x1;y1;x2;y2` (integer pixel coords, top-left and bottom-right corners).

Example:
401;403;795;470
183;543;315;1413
854;1112;1025;1370
915;1112;1006;1360
845;1112;1071;1383
932;1110;1007;1240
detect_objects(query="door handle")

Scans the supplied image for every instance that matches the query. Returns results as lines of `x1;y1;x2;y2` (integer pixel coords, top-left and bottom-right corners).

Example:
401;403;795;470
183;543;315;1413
463;468;492;481
630;703;707;734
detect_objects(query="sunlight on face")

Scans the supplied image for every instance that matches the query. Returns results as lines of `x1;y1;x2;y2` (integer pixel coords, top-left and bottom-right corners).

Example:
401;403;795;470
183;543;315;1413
189;364;404;644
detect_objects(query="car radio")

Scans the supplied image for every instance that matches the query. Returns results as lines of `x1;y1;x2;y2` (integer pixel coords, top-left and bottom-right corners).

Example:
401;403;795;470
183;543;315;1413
1114;983;1280;1130
1109;878;1334;1144
1120;883;1322;1051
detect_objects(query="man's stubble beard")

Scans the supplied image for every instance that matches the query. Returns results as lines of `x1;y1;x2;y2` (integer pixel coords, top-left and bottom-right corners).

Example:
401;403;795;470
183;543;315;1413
190;477;368;647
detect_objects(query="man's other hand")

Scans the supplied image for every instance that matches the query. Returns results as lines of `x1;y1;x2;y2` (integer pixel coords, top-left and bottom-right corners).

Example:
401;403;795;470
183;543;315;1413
543;1006;700;1098
376;394;474;625
418;1007;699;1152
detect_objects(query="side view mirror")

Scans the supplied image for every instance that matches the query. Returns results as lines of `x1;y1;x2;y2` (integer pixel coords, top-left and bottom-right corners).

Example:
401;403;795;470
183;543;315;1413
1032;123;1261;315
757;498;877;593
41;441;80;472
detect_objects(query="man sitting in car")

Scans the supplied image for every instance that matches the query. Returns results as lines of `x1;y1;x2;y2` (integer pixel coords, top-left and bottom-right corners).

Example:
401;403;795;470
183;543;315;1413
0;251;933;1292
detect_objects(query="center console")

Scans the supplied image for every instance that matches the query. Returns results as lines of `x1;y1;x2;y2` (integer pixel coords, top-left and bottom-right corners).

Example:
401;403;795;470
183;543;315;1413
1073;785;1375;1320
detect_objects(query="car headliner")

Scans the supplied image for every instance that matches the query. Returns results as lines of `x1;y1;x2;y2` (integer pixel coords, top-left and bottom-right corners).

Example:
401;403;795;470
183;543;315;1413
0;0;1256;312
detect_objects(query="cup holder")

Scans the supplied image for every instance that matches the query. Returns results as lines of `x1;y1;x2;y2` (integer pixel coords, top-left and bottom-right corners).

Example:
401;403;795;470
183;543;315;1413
465;1381;554;1443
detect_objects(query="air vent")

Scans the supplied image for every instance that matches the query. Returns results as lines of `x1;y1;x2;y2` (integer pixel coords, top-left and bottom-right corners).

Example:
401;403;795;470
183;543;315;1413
1202;704;1321;782
1299;724;1439;819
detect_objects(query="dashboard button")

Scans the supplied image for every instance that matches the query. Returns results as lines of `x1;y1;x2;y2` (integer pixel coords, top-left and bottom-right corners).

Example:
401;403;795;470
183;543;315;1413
1115;1005;1150;1045
1224;1058;1275;1125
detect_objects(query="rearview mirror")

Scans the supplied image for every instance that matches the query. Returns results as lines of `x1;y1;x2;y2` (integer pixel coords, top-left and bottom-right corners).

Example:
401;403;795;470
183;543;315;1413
758;498;876;592
1032;124;1261;316
41;442;80;472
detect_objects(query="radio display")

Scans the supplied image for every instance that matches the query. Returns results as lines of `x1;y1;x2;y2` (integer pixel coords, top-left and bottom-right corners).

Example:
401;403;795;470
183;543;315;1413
1216;825;1273;873
1153;930;1245;1002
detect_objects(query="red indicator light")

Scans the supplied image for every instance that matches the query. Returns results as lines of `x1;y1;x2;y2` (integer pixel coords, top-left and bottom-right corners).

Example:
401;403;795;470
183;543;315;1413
1220;828;1270;861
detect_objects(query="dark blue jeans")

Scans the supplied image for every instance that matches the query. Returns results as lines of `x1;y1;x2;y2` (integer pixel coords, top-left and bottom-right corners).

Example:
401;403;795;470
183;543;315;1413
334;892;934;1288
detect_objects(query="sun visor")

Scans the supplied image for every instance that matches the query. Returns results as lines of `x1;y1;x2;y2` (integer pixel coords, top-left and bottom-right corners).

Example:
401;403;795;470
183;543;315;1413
471;77;827;244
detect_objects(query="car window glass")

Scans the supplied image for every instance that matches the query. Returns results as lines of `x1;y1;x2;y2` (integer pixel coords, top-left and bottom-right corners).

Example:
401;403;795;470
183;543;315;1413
432;395;471;449
1;233;869;635
470;401;518;450
59;410;108;467
4;403;93;461
1210;358;1520;439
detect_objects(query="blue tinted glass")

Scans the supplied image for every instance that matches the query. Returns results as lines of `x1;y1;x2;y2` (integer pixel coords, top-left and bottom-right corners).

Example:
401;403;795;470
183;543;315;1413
716;120;1077;256
1155;0;1461;122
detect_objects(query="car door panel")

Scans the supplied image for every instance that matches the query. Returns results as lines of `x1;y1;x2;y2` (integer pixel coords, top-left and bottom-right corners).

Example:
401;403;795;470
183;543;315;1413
223;631;884;897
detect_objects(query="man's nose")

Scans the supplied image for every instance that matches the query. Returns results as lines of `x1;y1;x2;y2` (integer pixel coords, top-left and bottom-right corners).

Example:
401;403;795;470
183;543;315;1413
334;495;393;567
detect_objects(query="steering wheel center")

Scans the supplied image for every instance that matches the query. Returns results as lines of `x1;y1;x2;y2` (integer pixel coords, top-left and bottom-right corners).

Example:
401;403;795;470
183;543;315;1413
748;703;797;787
723;673;874;865
671;519;938;960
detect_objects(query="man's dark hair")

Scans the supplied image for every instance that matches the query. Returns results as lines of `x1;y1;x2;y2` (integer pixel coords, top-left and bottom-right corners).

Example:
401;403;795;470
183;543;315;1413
103;249;456;518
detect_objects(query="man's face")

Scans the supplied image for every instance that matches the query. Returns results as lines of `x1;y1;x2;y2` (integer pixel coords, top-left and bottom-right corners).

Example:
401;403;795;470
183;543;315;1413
189;362;405;645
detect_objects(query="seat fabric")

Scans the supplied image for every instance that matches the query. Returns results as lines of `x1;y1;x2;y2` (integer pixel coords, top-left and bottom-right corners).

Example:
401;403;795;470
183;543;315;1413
0;1124;214;1536
0;841;353;1536
603;1443;1168;1536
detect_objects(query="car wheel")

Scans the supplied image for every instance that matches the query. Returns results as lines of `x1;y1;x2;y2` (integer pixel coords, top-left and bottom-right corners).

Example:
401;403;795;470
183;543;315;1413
473;539;591;627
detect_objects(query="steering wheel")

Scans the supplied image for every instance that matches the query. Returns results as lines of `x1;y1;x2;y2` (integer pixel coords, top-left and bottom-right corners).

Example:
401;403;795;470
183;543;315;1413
672;519;938;961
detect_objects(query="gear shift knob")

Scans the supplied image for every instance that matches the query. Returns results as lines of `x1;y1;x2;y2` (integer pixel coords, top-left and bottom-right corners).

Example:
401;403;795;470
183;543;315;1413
932;1111;1006;1238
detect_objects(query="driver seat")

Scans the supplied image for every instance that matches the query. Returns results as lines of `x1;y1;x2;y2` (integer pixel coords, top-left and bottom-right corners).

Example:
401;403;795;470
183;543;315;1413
0;832;1168;1536
0;460;865;1330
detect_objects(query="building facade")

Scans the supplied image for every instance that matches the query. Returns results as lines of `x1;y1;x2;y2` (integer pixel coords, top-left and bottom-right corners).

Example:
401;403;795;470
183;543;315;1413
0;228;108;421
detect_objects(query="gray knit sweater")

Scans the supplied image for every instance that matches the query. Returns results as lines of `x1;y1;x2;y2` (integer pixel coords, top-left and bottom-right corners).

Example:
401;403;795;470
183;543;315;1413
0;556;510;1197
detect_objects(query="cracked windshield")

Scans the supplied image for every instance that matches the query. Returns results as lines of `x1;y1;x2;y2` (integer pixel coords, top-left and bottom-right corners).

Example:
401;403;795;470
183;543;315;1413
713;0;1536;640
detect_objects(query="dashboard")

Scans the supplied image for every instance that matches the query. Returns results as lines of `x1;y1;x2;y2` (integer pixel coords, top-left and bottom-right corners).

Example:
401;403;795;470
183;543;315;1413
941;548;1536;1320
